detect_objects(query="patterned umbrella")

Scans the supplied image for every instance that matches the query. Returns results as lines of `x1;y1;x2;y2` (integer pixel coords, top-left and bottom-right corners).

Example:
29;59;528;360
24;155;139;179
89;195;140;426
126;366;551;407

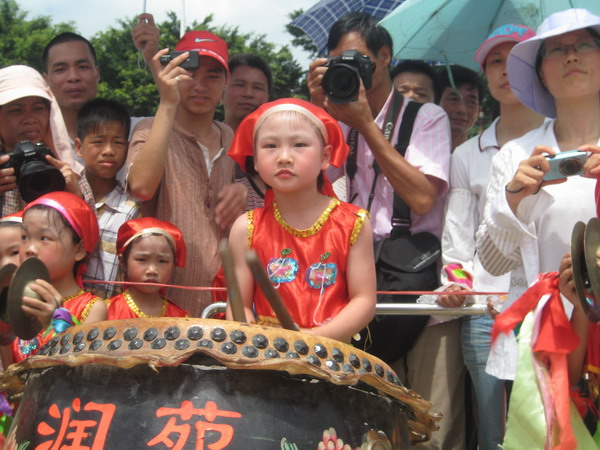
290;0;405;56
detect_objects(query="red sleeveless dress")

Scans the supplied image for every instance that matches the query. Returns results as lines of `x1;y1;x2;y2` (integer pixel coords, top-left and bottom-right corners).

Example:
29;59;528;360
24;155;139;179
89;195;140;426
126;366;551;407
249;198;367;329
11;291;102;363
106;289;189;319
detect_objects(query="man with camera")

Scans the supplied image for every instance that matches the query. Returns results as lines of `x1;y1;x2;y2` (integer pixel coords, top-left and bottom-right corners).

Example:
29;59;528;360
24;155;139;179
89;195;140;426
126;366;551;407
126;31;246;317
308;12;455;449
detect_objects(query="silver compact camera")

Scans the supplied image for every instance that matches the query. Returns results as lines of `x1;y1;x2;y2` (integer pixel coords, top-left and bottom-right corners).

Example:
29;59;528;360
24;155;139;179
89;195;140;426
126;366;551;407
543;150;588;181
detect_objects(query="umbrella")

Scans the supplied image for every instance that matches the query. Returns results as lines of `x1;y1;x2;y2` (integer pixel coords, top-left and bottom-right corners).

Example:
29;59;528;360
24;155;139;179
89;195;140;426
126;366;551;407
379;0;600;71
290;0;406;56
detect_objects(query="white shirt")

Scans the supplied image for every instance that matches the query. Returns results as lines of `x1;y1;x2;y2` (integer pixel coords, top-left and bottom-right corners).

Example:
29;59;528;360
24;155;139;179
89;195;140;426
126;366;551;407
328;90;451;241
441;117;514;305
476;119;596;379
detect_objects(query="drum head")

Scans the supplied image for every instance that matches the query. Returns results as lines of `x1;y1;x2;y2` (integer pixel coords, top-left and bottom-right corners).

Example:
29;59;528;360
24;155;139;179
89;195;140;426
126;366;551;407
0;263;17;322
584;218;600;322
7;257;50;340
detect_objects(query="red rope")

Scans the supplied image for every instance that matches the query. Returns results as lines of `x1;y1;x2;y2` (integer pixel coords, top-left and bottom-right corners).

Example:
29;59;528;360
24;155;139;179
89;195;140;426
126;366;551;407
83;280;506;296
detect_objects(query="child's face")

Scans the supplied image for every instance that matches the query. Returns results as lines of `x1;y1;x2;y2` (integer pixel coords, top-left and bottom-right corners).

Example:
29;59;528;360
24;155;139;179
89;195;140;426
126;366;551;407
75;121;128;181
0;225;21;267
125;234;175;296
254;114;331;194
20;209;85;282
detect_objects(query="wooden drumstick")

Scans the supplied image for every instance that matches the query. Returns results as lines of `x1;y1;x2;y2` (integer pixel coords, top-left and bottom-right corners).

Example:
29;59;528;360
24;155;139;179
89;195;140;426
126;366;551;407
245;249;298;331
218;239;246;323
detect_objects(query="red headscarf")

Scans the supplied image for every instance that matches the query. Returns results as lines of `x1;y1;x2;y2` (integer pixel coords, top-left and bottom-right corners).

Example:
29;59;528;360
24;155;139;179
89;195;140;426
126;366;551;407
117;217;186;267
228;98;349;197
24;192;99;287
0;210;23;225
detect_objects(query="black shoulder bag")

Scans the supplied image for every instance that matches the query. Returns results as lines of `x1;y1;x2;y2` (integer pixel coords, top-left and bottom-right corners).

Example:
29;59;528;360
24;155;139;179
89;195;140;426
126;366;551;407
349;92;441;363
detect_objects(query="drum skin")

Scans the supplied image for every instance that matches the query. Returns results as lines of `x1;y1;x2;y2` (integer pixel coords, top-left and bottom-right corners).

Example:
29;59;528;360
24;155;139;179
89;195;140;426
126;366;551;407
1;319;439;449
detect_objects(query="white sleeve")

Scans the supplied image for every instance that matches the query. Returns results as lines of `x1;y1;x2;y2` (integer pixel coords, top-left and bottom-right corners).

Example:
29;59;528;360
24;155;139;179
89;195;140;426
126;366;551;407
440;147;478;284
475;142;553;276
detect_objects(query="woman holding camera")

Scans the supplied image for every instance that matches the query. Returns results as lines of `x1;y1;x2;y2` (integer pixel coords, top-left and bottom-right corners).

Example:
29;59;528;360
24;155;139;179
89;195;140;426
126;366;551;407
475;8;600;380
0;65;81;216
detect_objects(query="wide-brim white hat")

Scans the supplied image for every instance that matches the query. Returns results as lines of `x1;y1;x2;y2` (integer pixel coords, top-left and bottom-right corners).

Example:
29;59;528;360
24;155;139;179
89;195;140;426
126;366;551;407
507;8;600;118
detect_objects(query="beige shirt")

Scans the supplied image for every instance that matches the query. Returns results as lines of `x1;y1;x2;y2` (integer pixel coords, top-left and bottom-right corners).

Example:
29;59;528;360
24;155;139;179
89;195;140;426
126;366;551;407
128;118;234;316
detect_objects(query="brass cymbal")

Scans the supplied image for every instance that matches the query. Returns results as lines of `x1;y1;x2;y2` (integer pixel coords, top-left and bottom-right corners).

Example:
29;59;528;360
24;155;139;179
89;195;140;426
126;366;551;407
7;257;50;340
0;263;17;322
583;218;600;323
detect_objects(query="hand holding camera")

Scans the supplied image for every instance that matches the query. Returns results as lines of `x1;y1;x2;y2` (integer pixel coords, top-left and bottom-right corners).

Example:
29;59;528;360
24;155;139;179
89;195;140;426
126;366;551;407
542;150;588;181
321;50;375;104
0;141;65;202
152;49;193;106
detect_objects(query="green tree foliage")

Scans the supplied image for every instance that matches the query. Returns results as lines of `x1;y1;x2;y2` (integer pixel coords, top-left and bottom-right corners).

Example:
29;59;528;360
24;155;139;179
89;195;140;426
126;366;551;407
0;0;75;70
286;9;318;60
0;1;306;116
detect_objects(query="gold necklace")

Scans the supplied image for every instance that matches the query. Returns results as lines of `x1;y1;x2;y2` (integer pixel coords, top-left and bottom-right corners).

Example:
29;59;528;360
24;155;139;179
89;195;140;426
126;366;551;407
123;289;167;318
273;198;339;238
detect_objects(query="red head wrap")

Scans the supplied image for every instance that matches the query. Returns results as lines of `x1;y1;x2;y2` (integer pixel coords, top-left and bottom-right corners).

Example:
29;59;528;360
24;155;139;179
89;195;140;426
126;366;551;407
24;192;99;288
0;210;23;225
117;218;186;268
228;98;349;197
24;192;98;253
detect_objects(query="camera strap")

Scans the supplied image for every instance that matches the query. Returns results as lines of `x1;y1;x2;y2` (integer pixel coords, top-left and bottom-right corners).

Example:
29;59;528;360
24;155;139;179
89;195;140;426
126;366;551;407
346;89;403;211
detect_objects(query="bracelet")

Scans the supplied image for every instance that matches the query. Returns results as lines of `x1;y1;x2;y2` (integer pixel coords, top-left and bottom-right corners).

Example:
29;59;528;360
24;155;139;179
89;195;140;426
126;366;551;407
505;184;525;194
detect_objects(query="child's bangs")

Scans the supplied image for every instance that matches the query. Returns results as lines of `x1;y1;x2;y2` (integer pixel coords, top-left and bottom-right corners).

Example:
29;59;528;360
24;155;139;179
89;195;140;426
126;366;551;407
25;205;81;244
258;110;326;144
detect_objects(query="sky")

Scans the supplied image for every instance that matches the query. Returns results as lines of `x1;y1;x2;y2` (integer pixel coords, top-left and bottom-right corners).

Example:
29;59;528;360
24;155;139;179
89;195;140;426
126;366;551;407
23;0;316;66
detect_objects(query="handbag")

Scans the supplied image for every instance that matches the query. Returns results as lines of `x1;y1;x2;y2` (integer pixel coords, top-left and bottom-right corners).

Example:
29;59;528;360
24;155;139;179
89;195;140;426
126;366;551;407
349;95;441;363
365;231;440;362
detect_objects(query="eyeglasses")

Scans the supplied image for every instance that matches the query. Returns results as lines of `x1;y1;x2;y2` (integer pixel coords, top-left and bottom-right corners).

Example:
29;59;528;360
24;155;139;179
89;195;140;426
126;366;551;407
541;38;600;60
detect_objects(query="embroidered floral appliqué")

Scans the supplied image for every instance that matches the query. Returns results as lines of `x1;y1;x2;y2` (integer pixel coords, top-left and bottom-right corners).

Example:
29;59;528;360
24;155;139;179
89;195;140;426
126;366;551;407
306;252;337;289
267;248;299;284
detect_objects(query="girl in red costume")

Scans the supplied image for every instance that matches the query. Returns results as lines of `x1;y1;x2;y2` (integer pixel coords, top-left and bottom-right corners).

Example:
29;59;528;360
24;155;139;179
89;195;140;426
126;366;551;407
10;192;107;363
106;217;188;319
227;98;376;343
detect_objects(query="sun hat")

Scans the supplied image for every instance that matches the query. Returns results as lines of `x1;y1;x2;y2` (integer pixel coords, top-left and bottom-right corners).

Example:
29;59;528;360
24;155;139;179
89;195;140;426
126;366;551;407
507;8;600;118
0;65;80;172
474;24;536;70
0;65;52;106
174;31;229;75
117;217;186;268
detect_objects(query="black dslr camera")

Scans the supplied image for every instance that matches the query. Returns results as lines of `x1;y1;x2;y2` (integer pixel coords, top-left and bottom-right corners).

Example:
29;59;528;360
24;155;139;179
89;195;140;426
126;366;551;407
0;141;65;202
321;50;375;104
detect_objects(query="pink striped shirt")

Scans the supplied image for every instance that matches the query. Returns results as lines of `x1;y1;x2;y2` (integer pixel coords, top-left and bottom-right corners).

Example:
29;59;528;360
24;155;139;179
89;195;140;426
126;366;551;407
331;90;451;241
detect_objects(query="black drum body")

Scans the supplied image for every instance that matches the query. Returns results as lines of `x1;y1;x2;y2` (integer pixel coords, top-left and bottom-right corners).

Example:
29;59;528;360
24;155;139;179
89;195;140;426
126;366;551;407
2;319;438;449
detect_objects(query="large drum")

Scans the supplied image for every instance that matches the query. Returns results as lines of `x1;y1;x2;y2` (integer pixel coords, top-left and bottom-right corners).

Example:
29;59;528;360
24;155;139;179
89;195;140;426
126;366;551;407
1;318;439;449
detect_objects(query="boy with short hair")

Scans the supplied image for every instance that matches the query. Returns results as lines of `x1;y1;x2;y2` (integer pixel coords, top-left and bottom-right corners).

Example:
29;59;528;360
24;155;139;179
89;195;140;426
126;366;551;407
76;98;140;298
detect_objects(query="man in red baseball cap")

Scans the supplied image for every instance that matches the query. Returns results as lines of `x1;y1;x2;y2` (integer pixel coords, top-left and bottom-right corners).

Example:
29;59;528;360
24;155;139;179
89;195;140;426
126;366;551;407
126;31;247;316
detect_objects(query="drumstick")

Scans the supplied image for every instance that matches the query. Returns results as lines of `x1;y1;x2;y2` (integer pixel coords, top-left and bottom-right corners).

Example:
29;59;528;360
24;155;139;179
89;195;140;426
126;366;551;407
218;239;246;323
245;249;298;331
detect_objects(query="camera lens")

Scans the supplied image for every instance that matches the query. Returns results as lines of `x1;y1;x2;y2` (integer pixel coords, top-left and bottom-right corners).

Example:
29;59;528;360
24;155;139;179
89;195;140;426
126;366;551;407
322;64;360;104
559;158;582;176
19;161;65;202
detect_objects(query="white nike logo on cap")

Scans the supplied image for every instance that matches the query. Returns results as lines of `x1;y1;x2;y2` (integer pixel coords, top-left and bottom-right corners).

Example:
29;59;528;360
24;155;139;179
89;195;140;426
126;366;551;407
194;38;215;43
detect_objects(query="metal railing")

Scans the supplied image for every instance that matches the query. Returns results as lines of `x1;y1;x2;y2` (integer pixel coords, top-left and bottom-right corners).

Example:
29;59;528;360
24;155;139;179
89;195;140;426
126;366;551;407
201;302;489;319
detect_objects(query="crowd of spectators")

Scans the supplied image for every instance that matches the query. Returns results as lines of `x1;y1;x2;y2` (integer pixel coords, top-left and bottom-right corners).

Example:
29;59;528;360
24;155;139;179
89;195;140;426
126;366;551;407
1;6;600;448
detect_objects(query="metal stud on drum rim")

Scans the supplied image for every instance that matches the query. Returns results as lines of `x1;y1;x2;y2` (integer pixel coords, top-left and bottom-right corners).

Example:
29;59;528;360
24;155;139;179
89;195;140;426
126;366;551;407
7;257;50;340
